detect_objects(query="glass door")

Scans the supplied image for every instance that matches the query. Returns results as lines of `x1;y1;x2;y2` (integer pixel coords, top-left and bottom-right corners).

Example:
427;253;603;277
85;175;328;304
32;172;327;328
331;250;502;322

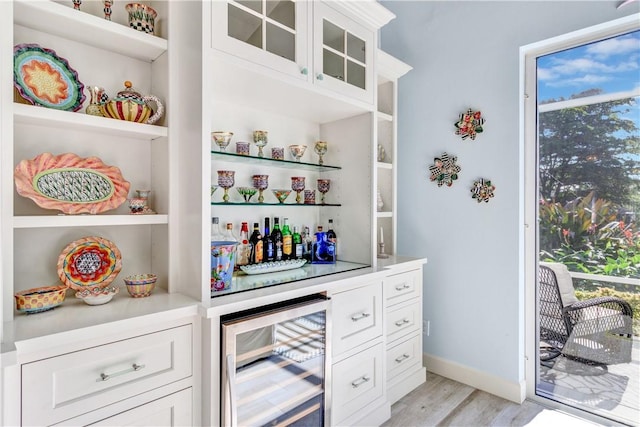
221;296;330;427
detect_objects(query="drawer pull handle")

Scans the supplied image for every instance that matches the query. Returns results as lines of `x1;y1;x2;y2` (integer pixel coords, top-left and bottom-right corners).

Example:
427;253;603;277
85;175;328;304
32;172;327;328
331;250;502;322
351;312;371;321
97;363;146;382
395;318;410;327
351;375;371;388
395;283;410;291
395;353;410;363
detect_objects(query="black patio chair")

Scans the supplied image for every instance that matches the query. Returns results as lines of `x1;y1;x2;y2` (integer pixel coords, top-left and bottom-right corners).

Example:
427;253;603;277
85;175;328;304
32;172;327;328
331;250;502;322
539;262;634;365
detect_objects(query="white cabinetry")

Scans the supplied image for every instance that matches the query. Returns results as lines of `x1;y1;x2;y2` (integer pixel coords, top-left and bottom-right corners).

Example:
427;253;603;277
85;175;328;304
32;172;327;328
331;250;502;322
382;262;427;404
374;51;412;257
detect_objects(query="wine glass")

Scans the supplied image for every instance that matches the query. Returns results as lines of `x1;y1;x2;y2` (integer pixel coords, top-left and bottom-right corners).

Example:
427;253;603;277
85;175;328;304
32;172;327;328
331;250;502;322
317;179;331;204
314;141;328;165
252;174;269;203
291;176;305;204
212;131;233;152
217;170;235;202
289;144;307;162
253;130;268;157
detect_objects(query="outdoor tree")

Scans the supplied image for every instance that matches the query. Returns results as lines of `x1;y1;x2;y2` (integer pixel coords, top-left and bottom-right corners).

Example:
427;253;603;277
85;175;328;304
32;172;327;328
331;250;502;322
538;89;640;208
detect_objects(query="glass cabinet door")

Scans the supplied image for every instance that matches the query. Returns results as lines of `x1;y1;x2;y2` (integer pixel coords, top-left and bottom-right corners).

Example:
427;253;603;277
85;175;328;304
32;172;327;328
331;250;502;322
313;2;374;104
212;0;309;80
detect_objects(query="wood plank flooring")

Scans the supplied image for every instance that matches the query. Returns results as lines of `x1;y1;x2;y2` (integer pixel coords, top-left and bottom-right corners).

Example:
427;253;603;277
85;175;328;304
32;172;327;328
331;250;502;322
382;372;599;427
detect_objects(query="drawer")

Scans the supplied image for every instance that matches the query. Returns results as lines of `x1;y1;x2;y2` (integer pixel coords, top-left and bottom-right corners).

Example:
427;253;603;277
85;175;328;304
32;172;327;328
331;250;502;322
384;269;421;307
332;281;383;356
386;300;420;342
387;334;422;379
22;325;192;426
332;342;384;425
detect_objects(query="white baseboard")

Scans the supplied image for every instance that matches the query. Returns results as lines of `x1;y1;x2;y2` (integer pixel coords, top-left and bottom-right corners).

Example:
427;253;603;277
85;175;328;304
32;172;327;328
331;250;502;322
423;354;525;404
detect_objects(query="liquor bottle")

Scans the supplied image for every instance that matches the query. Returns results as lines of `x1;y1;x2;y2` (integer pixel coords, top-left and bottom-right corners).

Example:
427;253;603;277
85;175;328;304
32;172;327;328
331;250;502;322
263;217;275;262
237;222;251;268
211;217;224;241
249;222;263;264
302;226;313;261
292;226;303;260
272;217;283;261
282;218;292;260
223;223;238;242
312;226;336;264
327;218;337;260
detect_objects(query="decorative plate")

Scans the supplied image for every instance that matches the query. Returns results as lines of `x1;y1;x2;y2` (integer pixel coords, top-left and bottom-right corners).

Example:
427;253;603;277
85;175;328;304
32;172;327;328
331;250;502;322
14;153;130;215
14;43;86;111
240;259;307;275
57;236;122;290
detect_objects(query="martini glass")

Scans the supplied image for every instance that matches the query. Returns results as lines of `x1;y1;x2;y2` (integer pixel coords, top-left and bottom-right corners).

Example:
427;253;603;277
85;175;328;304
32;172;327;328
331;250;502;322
314;141;328;165
291;176;306;204
252;174;269;203
317;179;331;204
217;170;235;202
253;130;268;158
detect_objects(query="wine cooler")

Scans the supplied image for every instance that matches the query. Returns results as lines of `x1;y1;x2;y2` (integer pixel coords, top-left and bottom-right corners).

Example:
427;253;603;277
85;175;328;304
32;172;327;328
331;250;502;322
221;295;331;426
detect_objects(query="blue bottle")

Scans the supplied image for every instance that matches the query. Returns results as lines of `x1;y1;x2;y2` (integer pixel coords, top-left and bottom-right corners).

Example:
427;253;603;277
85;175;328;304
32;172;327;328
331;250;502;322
312;227;336;264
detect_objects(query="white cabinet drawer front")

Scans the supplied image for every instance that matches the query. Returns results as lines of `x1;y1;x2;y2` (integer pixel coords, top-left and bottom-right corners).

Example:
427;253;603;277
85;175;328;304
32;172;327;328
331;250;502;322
22;325;192;426
387;334;421;379
332;282;382;356
386;301;420;341
384;269;421;306
332;342;384;424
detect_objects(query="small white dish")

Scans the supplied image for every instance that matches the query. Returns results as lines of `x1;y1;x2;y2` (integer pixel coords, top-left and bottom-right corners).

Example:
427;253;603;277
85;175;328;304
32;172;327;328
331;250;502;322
75;286;119;306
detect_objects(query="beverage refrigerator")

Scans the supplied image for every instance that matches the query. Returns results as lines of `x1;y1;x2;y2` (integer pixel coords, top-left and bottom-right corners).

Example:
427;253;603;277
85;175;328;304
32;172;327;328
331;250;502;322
221;295;331;426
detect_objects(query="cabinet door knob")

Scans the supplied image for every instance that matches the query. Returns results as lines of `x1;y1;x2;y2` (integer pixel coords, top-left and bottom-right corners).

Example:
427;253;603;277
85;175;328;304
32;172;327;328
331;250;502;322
300;67;308;75
316;73;324;81
351;312;371;321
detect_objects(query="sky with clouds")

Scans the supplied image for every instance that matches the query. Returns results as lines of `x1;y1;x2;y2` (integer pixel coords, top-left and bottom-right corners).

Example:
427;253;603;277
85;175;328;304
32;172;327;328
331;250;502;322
537;29;640;102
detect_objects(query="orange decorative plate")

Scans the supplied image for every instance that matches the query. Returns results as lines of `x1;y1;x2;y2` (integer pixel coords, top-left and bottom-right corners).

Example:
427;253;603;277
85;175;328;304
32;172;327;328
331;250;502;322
14;43;85;111
57;236;122;290
14;153;130;215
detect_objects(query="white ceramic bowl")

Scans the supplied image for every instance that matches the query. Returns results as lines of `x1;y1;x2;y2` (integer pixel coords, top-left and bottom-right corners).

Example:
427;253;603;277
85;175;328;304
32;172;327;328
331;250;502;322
75;286;119;306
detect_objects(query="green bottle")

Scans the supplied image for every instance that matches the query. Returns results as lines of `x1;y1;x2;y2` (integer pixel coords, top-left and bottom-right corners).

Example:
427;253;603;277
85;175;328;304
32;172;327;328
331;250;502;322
292;226;303;260
282;218;292;260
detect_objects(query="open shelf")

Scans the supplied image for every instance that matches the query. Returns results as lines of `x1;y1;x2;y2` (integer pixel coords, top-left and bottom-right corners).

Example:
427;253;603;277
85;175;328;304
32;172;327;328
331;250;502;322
211;151;341;171
13;214;169;228
13;0;167;62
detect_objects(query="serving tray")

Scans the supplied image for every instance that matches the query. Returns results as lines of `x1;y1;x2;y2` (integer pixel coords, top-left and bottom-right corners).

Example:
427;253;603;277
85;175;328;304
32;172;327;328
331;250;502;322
14;152;130;215
240;259;307;275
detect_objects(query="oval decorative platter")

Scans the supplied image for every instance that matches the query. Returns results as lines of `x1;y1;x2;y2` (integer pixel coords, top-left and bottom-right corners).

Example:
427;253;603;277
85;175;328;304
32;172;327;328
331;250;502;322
240;259;307;275
14;153;130;214
14;43;85;111
57;236;122;290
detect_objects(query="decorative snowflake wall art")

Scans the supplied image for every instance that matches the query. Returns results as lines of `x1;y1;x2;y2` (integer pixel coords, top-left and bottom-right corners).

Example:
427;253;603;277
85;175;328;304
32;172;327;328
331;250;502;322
428;152;461;187
471;178;495;203
454;108;485;140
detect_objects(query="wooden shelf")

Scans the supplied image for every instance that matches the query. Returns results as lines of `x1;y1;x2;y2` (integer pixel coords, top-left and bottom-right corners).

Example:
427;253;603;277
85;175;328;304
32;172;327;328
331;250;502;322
14;104;168;139
13;0;167;62
377;211;393;218
13;214;169;229
376;161;393;170
377;111;393;122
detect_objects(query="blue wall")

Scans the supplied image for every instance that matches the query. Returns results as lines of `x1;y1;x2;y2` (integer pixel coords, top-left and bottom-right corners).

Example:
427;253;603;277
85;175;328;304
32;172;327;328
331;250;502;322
381;1;639;387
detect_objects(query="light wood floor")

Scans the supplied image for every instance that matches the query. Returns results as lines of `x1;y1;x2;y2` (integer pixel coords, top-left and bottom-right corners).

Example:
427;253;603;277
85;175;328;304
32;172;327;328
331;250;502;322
382;372;599;427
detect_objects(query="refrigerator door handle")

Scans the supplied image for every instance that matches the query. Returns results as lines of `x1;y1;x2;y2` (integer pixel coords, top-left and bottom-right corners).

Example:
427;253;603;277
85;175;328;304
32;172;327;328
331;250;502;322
226;353;237;427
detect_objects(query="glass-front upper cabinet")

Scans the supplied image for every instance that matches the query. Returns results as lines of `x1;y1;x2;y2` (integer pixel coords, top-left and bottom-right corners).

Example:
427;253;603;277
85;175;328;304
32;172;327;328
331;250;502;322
313;2;374;104
211;0;310;81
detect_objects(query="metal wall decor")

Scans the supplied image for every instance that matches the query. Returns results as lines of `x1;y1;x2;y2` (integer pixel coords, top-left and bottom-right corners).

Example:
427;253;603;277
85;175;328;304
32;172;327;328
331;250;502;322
454;108;485;140
471;178;495;203
428;152;461;187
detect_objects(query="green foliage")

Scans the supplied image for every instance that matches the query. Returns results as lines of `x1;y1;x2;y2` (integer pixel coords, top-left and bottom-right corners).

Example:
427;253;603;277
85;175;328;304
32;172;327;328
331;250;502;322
575;287;640;336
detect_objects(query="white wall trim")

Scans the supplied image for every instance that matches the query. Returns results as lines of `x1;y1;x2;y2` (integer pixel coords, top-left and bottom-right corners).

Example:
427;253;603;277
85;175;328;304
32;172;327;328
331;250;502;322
424;353;526;404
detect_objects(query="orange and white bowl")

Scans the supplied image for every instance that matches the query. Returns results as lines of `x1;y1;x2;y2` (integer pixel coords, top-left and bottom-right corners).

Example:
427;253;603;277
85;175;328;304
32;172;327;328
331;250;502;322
15;285;67;314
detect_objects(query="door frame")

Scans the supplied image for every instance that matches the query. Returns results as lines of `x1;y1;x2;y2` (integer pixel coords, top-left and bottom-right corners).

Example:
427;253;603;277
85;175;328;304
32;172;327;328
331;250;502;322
521;12;639;423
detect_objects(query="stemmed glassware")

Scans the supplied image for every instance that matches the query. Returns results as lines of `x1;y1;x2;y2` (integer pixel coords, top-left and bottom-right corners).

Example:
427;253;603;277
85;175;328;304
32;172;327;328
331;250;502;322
253;130;268;157
252;174;269;203
289;144;307;162
217;170;235;202
314;141;328;165
317;179;331;204
212;131;233;152
291;176;306;204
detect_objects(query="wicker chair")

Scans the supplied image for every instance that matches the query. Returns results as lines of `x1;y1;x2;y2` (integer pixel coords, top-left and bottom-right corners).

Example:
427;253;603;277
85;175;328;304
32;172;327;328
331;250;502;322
539;262;634;365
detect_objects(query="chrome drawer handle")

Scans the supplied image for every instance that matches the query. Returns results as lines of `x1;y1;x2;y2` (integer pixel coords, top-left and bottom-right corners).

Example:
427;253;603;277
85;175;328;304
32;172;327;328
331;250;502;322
395;353;410;363
395;318;410;327
351;375;371;388
395;283;410;291
351;312;371;321
97;363;145;382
